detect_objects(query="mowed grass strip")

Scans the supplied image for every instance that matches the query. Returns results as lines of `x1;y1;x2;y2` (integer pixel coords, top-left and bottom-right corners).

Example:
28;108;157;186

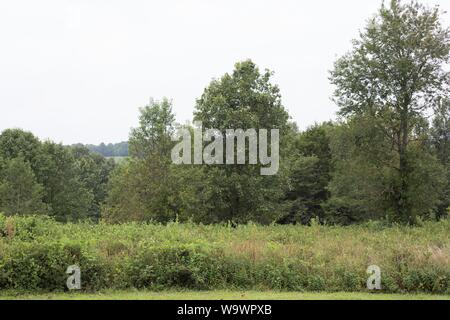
1;291;449;300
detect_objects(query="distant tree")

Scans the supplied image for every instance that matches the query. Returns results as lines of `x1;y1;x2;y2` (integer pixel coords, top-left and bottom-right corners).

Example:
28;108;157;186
98;143;109;157
0;158;47;216
76;142;129;157
330;0;450;223
114;142;129;157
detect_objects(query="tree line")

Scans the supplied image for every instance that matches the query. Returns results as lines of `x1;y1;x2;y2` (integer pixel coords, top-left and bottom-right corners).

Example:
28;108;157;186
0;0;448;225
0;130;115;222
71;142;129;157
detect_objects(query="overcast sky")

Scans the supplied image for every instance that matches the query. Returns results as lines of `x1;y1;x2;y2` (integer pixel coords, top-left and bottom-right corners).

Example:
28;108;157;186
1;0;449;144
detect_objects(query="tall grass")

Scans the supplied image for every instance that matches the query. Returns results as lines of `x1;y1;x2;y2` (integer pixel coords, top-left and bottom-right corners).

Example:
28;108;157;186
0;214;449;293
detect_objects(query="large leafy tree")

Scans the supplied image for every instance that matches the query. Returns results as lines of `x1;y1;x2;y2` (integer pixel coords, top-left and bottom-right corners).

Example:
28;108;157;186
193;60;291;223
330;0;450;223
194;60;289;132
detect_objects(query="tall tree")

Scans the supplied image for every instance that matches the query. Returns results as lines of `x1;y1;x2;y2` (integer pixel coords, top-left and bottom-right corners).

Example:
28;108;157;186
193;60;291;223
0;158;47;216
129;98;175;159
330;0;450;223
103;99;178;223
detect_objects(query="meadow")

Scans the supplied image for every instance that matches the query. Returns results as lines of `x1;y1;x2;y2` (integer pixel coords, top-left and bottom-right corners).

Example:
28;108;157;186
0;214;449;295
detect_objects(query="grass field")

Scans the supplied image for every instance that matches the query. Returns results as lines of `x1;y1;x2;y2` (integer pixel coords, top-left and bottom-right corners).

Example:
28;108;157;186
1;291;449;300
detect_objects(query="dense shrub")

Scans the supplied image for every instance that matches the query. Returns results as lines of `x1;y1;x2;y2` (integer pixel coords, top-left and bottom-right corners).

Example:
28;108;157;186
0;214;449;293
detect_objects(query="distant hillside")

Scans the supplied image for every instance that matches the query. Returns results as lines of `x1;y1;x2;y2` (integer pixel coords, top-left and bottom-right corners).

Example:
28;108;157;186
72;141;129;157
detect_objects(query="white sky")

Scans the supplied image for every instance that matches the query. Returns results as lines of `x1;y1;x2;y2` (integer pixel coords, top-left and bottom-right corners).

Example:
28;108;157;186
1;0;449;144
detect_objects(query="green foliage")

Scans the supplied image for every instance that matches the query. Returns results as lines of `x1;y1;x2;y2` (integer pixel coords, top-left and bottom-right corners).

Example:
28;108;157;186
330;0;450;223
129;98;175;159
0;129;115;222
403;143;446;220
2;1;450;227
103;99;178;223
102;158;178;223
0;129;41;169
71;146;116;221
194;60;289;131
37;142;94;222
326;116;446;224
101;53;448;225
1;214;450;293
190;60;292;223
102;61;294;225
430;99;450;219
0;158;47;216
326;117;395;223
281;123;333;224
